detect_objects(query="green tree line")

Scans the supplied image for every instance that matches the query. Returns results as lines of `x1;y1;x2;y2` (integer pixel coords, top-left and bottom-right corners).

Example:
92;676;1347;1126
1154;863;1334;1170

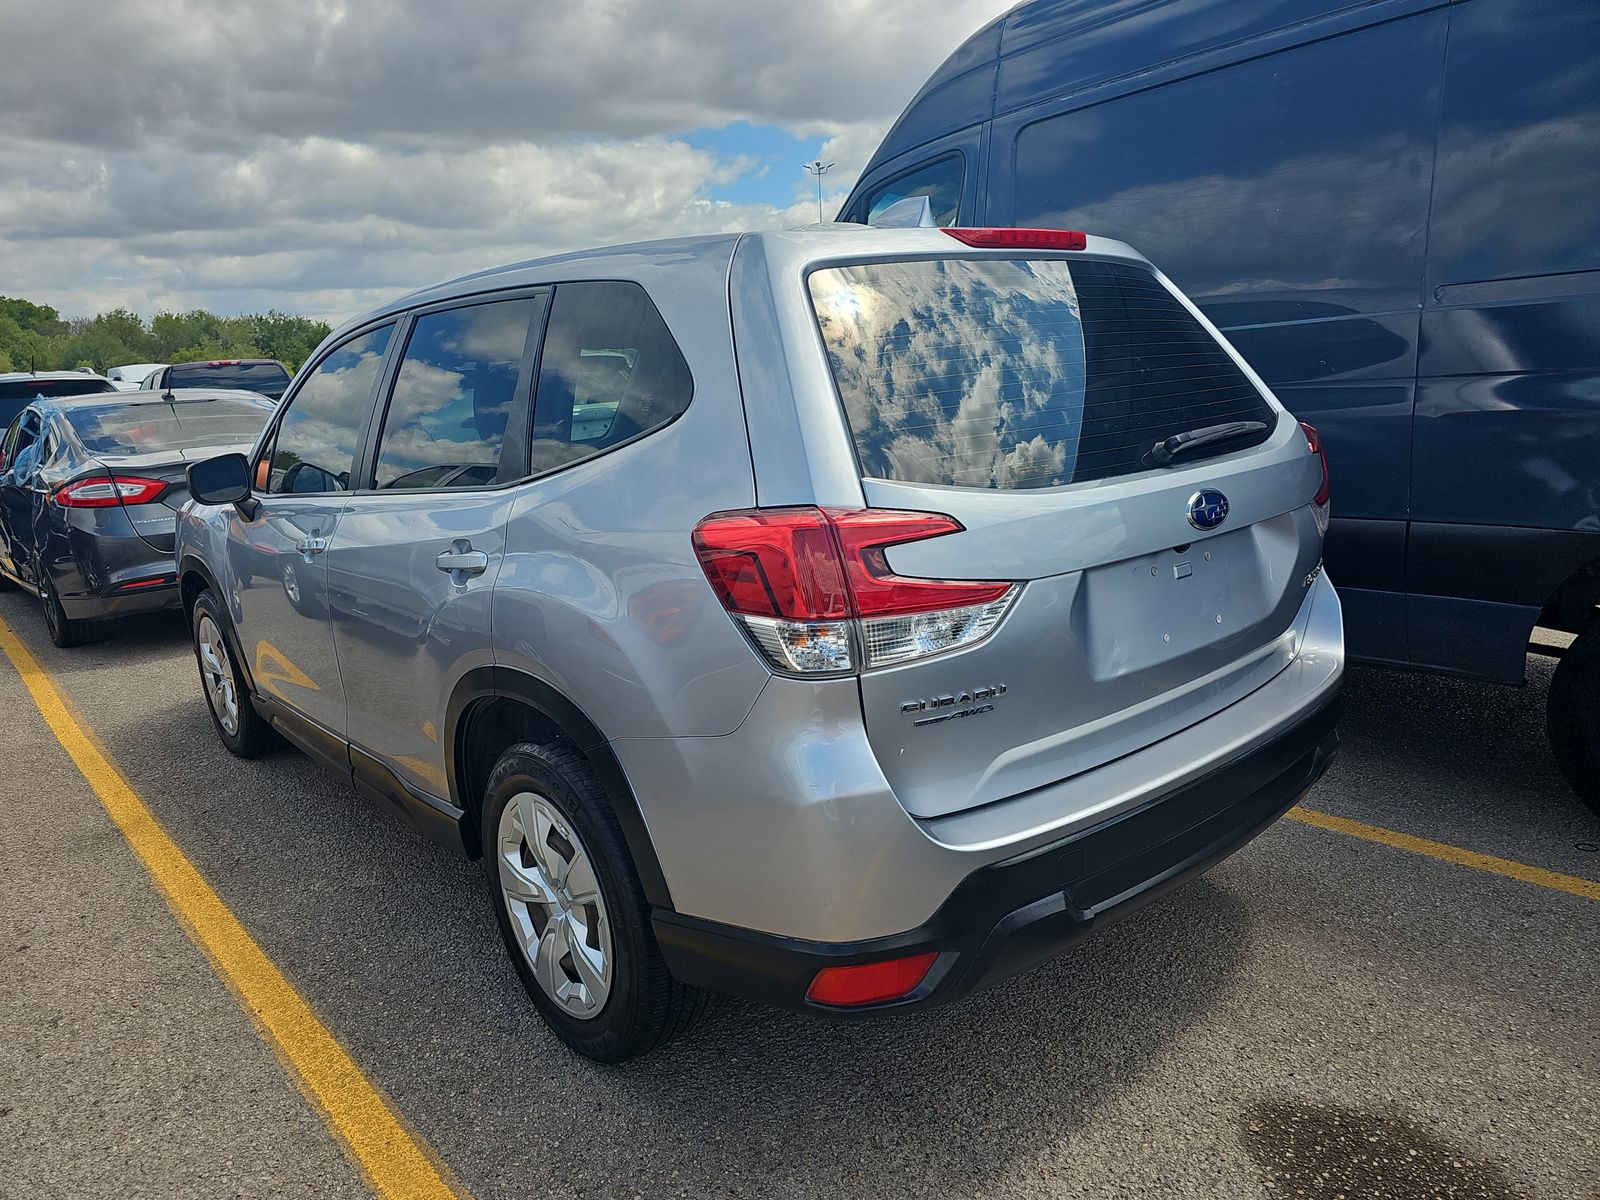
0;296;333;376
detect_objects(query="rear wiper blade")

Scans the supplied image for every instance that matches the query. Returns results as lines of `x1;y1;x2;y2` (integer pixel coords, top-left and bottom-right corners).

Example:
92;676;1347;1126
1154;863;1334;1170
1146;420;1269;468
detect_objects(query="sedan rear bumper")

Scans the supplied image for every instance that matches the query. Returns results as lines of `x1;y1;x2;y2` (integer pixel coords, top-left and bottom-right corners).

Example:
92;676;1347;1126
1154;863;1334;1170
653;691;1339;1014
47;525;180;620
57;579;180;619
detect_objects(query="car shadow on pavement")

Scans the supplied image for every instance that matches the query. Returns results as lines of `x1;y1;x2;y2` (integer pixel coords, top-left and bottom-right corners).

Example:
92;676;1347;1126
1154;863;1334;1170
1330;658;1599;840
2;606;191;677
104;685;1254;1200
34;595;1592;1197
599;886;1254;1197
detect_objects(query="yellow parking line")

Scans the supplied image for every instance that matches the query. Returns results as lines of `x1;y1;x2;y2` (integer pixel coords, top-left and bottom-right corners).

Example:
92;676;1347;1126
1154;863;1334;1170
1286;806;1600;902
0;616;467;1200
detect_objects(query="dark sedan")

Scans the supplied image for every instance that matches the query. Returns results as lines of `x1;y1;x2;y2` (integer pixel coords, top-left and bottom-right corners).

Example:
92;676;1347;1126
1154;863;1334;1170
0;371;117;428
0;389;272;646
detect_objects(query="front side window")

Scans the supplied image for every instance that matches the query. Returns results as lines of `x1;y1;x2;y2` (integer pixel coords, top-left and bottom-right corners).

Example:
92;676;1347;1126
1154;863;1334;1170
371;297;537;489
810;257;1274;489
528;282;692;474
860;155;964;227
262;325;393;495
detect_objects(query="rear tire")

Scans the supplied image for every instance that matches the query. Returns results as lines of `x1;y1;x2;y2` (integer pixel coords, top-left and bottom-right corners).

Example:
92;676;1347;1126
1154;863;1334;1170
1547;624;1600;816
40;574;90;648
481;741;706;1063
191;588;279;758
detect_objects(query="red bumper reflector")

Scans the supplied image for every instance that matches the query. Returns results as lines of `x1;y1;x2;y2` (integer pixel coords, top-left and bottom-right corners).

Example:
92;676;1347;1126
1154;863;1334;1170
805;951;939;1007
116;576;175;591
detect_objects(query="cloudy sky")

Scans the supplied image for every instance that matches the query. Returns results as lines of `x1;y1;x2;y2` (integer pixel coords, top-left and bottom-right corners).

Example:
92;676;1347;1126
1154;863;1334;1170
0;0;1011;325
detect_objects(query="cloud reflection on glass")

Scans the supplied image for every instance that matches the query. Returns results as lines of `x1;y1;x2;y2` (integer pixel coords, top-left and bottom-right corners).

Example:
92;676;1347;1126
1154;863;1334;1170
810;258;1086;490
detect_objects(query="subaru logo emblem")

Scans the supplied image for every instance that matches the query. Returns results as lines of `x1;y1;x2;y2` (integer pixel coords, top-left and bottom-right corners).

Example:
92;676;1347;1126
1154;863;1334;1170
1187;489;1229;530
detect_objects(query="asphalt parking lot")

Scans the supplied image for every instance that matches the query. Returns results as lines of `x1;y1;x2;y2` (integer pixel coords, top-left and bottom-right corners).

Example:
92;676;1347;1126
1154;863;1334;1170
0;591;1595;1200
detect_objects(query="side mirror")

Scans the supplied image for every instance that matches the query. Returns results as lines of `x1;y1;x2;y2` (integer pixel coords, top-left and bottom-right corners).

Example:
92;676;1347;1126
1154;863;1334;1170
189;452;257;516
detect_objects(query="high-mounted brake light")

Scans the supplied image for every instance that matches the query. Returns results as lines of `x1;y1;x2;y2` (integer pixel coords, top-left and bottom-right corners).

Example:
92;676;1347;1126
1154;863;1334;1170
806;952;940;1007
1300;421;1331;533
942;227;1087;251
207;360;243;367
55;476;166;508
692;507;1015;674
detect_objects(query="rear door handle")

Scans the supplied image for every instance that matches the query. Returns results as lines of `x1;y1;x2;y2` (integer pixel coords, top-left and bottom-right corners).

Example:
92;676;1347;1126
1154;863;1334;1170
436;549;489;577
295;536;328;556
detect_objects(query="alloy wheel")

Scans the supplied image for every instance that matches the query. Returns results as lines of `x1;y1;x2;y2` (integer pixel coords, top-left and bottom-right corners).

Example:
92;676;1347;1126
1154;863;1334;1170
196;614;240;736
497;791;613;1018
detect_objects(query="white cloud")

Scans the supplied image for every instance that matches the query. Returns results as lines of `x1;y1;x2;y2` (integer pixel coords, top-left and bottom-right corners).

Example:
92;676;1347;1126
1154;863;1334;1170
0;0;1013;322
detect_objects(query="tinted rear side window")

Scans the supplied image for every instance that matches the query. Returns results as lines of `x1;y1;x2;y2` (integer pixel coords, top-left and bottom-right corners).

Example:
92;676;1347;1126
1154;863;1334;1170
168;362;291;396
529;281;692;474
809;258;1275;489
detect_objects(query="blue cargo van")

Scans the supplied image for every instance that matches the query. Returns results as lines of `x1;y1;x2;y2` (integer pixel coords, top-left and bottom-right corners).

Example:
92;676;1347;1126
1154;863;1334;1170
842;0;1600;813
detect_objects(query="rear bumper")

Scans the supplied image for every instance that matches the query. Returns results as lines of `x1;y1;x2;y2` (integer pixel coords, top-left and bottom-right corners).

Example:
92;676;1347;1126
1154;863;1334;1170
654;691;1339;1014
58;581;180;619
47;528;180;619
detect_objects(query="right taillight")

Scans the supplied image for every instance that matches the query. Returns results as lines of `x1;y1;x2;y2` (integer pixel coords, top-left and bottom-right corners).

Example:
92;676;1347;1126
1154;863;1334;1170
692;506;1016;675
1300;421;1330;535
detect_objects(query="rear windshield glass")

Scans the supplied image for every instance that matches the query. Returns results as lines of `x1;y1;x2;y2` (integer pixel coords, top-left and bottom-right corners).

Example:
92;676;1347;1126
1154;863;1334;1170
167;362;290;396
809;258;1275;489
64;398;271;455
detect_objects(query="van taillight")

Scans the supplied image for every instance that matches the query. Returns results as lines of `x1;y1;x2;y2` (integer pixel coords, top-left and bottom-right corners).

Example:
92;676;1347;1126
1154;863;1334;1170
1300;422;1330;532
692;507;1015;674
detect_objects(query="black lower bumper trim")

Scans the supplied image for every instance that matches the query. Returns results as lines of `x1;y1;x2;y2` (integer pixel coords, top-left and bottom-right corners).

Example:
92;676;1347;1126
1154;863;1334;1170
654;692;1341;1016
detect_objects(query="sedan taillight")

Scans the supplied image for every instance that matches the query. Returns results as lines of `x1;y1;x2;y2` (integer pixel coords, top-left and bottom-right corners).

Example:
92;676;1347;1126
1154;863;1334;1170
54;476;167;508
692;506;1015;675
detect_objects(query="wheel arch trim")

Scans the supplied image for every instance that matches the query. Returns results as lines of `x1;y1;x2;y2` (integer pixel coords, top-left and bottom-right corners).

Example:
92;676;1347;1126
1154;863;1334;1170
177;554;258;695
445;666;674;910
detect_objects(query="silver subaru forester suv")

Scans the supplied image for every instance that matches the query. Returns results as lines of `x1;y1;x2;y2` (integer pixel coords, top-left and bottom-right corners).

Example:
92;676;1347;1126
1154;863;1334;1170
177;223;1343;1062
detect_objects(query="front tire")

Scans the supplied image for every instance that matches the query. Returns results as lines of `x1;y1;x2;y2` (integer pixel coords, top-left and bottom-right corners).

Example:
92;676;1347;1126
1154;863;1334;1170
1548;624;1600;816
192;588;279;758
482;741;706;1063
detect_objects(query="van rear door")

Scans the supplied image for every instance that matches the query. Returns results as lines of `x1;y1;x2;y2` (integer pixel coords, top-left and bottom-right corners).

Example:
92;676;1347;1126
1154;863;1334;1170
806;250;1326;819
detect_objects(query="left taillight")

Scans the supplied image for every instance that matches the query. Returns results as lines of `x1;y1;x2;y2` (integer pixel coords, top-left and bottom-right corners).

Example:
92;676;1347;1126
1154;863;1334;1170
54;476;167;508
1299;422;1331;535
691;506;1016;675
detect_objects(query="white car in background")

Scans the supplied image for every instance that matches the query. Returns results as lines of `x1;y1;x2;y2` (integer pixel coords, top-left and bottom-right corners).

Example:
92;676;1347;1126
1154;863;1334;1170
106;363;167;391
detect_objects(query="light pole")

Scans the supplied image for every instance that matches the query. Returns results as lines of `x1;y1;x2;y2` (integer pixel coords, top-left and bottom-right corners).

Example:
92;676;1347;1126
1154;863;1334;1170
804;160;835;224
